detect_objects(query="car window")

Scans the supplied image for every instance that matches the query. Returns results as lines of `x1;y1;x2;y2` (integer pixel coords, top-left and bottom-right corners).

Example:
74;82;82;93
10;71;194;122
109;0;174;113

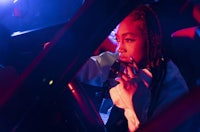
0;0;85;34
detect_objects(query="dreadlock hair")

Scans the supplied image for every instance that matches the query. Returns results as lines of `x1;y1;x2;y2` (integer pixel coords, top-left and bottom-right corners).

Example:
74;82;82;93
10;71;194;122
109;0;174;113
129;4;169;118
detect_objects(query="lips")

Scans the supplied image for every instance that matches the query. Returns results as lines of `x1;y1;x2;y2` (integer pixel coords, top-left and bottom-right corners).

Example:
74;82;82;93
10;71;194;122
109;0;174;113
119;55;129;62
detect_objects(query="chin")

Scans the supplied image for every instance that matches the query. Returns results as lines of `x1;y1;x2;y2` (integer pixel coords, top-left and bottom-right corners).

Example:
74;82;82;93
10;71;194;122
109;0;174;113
119;56;129;63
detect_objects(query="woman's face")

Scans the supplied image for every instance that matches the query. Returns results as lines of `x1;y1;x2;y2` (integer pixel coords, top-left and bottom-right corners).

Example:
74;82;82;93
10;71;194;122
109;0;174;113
116;16;148;66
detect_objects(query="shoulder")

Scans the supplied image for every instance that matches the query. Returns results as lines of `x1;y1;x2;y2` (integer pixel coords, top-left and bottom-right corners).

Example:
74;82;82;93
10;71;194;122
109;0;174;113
149;60;189;118
165;60;187;83
162;59;189;94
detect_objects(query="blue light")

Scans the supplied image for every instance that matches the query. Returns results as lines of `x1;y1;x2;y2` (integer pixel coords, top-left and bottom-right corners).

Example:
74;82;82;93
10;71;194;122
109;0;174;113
0;0;13;5
13;0;18;3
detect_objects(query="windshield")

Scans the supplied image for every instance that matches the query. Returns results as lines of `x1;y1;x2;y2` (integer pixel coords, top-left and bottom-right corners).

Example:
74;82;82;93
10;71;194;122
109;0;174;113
0;0;85;34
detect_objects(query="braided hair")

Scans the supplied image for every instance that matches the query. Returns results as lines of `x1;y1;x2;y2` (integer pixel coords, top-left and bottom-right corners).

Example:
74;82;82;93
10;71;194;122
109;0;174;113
129;4;168;118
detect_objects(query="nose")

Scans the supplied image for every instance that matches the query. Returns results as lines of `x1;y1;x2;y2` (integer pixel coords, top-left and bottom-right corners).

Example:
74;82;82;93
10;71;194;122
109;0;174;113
117;41;126;53
117;47;125;53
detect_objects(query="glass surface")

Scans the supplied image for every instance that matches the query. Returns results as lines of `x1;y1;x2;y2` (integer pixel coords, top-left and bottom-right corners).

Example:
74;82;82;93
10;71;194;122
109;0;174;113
0;0;85;34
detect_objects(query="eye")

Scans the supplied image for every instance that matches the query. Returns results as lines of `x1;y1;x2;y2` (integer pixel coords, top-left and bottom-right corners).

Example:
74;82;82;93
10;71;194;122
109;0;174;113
124;38;135;43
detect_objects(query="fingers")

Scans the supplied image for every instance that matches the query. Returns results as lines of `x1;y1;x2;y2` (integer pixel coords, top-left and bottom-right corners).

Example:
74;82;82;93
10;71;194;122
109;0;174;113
115;77;131;91
115;77;125;86
123;64;138;80
126;66;136;79
115;76;131;85
115;76;135;91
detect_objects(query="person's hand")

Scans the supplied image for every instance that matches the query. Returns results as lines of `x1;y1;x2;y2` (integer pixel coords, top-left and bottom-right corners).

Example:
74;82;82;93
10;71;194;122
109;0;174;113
109;74;139;132
109;66;152;132
109;62;152;109
109;65;138;110
109;77;137;110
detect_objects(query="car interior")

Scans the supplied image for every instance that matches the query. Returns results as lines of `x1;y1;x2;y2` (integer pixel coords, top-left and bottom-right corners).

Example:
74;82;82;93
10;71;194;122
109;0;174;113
0;0;200;131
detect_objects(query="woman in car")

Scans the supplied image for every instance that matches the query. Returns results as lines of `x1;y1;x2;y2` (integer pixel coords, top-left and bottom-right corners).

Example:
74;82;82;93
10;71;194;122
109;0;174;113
76;4;189;132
